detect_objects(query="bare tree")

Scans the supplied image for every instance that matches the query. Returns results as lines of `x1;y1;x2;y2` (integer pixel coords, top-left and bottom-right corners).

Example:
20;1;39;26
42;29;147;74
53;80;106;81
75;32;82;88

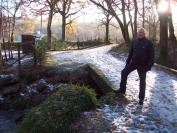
10;0;24;42
45;0;59;46
96;0;114;43
127;0;138;38
24;0;58;47
55;0;88;41
101;11;114;43
90;0;140;46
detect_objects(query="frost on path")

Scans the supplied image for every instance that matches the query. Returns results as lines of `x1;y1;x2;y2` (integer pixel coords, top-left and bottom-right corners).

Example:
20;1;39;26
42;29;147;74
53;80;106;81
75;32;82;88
50;44;177;132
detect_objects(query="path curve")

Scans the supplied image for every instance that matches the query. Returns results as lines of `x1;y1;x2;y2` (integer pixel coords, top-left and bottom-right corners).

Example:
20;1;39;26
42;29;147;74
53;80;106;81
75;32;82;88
50;44;177;132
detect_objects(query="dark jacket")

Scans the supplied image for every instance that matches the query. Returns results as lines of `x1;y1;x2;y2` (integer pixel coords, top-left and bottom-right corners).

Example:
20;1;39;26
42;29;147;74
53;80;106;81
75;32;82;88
126;37;154;67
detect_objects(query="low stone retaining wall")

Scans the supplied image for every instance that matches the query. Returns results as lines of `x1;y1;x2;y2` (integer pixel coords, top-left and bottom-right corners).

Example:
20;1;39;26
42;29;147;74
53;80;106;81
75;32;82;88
87;64;118;94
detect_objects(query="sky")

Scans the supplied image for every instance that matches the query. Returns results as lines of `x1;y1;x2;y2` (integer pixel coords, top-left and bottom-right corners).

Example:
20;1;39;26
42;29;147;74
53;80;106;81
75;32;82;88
1;44;177;132
1;0;177;24
75;3;177;29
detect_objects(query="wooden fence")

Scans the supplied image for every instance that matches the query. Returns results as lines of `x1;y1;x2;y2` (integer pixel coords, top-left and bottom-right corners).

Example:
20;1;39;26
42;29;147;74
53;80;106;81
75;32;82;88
51;37;122;51
0;40;37;80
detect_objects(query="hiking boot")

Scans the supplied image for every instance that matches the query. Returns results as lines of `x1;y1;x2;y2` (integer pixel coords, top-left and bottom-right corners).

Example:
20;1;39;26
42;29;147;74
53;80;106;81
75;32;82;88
139;99;144;105
113;89;125;94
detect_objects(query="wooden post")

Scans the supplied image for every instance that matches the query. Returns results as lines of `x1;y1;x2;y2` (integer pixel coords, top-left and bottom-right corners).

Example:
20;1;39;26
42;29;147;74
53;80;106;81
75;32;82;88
18;43;21;80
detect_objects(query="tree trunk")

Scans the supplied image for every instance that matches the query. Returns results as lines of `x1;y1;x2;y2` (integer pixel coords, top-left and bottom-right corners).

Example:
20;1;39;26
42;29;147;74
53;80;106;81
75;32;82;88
168;14;176;41
105;23;109;43
11;17;15;42
105;16;109;43
133;0;137;38
142;0;145;28
47;9;53;48
10;9;17;42
167;1;176;41
90;0;131;46
61;14;66;41
121;0;130;46
158;13;168;61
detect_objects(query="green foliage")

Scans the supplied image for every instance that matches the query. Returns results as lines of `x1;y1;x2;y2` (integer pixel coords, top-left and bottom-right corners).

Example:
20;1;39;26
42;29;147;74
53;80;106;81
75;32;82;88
99;92;116;105
50;40;77;50
0;75;19;88
51;40;68;50
18;84;97;133
104;37;112;43
42;34;58;42
24;72;38;85
58;70;70;82
44;58;58;67
155;57;174;68
0;95;29;107
0;76;13;86
34;40;47;65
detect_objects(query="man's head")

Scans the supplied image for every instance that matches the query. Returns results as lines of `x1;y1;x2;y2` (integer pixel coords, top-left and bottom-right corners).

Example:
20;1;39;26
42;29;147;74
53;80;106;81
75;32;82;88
137;28;145;39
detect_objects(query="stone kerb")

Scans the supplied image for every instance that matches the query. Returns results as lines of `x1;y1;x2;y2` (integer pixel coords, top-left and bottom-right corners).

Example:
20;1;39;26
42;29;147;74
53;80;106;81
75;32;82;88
87;63;118;94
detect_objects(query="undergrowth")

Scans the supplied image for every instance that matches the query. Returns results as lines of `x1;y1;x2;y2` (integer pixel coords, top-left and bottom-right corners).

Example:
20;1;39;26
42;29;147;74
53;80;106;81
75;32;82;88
18;84;97;133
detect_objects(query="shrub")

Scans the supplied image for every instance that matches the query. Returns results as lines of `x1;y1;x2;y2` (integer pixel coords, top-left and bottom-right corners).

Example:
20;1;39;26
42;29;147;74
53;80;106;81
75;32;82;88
99;92;116;105
99;92;129;106
34;40;47;66
18;84;97;133
24;72;37;85
51;40;68;50
0;76;13;86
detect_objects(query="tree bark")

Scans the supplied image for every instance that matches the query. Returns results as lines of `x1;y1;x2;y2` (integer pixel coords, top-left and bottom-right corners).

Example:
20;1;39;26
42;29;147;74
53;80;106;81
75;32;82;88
133;0;138;38
167;0;176;41
11;16;16;42
90;0;131;46
158;13;168;61
105;17;109;43
142;0;145;28
61;1;66;41
61;14;66;41
168;14;176;41
47;8;53;48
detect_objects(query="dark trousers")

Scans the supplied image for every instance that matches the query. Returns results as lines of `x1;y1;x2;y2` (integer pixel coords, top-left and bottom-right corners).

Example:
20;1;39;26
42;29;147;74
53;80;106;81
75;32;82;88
120;62;147;100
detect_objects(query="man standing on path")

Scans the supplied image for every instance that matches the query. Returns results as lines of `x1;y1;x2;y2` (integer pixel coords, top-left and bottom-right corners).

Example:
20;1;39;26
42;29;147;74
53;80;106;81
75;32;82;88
114;27;155;105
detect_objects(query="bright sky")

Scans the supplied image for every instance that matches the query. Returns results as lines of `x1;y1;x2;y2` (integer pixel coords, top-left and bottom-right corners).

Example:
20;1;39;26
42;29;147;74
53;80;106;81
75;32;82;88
158;1;177;24
77;2;177;25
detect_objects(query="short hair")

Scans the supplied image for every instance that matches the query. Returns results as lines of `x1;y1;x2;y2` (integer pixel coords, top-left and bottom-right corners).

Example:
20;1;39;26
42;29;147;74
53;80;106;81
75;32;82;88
137;27;145;33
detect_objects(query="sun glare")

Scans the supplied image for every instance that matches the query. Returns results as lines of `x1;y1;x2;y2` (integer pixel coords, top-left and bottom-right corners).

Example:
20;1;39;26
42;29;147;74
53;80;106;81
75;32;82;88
158;0;169;12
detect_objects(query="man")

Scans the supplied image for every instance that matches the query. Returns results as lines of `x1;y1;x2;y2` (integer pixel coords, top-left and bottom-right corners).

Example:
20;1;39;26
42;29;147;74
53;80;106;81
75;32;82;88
114;27;154;105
